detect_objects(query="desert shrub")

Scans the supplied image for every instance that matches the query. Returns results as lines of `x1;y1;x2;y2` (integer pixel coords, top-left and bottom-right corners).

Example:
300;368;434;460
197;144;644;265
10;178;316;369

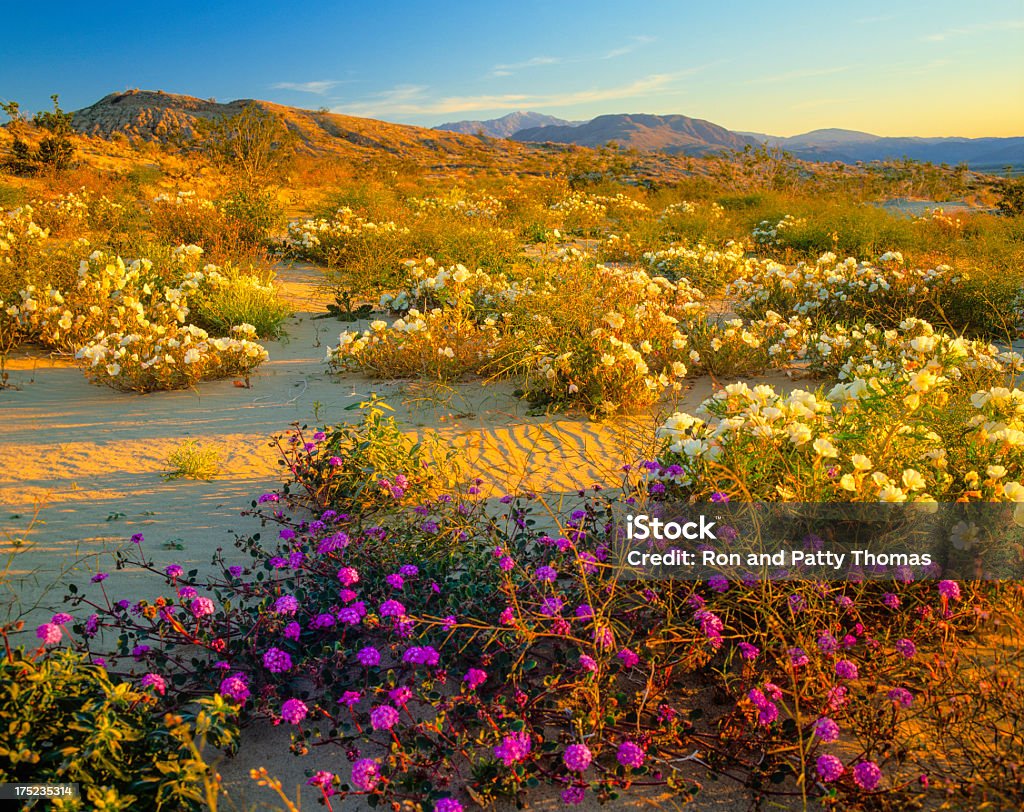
149;191;269;263
751;213;809;247
549;191;609;236
995;178;1024;217
10;247;270;390
0;205;52;273
327;305;503;382
274;397;459;514
654;342;1024;502
596;232;653;263
655;199;726;243
687;311;809;377
10;247;193;352
25;188;136;243
796;318;1023;394
331;257;535;382
1;97;76;175
405;215;521;271
125;163;164;189
407;189;505;221
163;440;221;481
546;191;652;237
643;240;748;288
219;187;284;245
195;102;296;188
330;253;705;416
0;640;236;811
514;260;701;415
286;207;411;299
77;322;267;392
379;258;536;317
729;252;976;331
0;206;107;372
186;264;290;338
0;184;27;208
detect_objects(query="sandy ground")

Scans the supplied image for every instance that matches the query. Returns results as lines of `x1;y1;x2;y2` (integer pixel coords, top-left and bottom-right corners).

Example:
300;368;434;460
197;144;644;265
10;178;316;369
0;263;678;616
0;262;798;809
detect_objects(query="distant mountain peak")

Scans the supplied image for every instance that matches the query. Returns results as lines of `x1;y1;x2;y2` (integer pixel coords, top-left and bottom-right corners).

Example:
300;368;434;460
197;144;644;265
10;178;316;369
510;112;757;156
434;111;581;139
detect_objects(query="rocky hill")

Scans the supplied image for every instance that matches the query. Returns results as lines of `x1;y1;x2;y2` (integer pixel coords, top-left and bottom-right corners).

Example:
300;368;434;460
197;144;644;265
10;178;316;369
68;90;525;164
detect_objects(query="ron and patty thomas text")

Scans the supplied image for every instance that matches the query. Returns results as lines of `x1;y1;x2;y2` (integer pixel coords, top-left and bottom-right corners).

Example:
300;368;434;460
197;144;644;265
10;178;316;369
623;513;934;570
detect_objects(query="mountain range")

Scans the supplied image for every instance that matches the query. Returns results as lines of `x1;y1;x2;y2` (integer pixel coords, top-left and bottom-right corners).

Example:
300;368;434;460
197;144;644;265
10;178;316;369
436;113;1024;168
14;92;1018;172
6;90;705;185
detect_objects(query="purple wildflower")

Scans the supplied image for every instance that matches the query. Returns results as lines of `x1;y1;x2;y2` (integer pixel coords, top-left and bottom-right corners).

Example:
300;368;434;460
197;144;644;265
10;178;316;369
493;731;532;766
337;567;359;586
617;741;645;768
263;647;292;673
813;716;840;742
737;642;760;660
369;705;400;731
835;659;859;680
273;595;300;615
281;698;307;724
350;758;380;791
220;673;250;703
140;673;166;695
895;638;917;659
379;599;406;618
190;597;215;618
816;754;845;782
464;668;487;689
563;744;592;772
36;623;61;645
853;761;883;791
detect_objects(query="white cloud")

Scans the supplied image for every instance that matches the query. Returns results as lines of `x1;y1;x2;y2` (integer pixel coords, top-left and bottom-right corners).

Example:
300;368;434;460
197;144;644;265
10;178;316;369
334;70;705;119
271;80;341;95
603;35;656;59
922;19;1024;42
485;37;656;78
488;56;564;77
749;66;853;85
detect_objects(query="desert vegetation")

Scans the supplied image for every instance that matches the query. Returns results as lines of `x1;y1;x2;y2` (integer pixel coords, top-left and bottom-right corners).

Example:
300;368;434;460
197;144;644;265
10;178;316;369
1;98;1023;812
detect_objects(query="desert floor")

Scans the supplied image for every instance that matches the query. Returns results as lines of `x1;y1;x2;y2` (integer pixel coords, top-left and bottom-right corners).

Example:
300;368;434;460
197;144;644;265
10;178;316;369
0;262;808;809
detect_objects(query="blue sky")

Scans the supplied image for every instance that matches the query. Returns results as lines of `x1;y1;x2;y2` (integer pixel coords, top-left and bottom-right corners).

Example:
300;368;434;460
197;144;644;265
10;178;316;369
2;0;1022;136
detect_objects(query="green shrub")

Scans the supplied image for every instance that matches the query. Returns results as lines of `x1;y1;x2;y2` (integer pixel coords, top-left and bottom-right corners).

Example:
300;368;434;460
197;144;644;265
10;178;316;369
0;643;236;811
219;187;284;246
995;178;1024;217
163;440;221;481
187;265;291;338
277;396;459;514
